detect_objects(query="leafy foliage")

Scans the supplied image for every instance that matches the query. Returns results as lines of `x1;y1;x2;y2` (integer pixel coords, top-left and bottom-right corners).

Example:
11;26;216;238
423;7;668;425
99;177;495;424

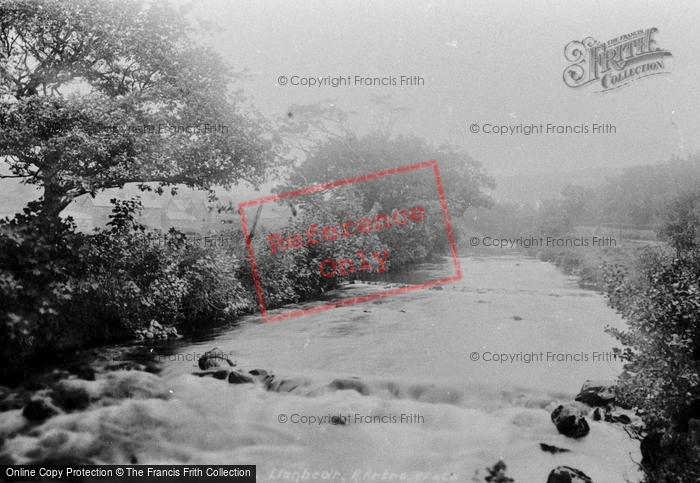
279;132;493;216
277;132;493;262
659;188;700;256
0;202;85;375
603;245;700;481
242;188;390;306
0;0;284;219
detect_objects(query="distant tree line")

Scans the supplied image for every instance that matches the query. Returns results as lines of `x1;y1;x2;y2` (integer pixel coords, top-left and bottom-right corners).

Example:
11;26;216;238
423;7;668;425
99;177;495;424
463;153;700;243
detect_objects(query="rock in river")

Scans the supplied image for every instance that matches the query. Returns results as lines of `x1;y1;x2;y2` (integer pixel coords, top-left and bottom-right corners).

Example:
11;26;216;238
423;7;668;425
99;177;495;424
546;466;593;483
228;372;254;384
198;348;235;370
23;399;59;422
551;404;590;438
575;380;615;407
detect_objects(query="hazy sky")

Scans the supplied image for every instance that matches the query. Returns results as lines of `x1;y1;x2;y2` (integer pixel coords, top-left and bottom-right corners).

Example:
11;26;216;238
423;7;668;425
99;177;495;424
184;0;699;185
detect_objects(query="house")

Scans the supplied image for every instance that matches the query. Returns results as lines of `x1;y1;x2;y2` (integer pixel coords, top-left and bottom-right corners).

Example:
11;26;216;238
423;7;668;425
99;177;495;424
60;188;211;233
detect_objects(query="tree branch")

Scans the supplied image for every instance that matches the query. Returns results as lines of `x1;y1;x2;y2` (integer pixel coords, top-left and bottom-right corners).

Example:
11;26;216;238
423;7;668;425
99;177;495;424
0;174;30;179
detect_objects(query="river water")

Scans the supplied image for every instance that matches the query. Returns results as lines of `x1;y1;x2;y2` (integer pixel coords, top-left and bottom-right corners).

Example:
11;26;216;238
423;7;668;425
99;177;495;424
0;256;641;482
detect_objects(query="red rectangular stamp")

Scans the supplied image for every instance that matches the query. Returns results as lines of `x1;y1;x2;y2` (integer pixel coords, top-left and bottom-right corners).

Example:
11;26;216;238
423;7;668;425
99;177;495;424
238;160;461;323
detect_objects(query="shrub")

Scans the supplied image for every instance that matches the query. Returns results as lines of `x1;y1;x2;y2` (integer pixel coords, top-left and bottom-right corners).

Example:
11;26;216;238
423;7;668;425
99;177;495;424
604;245;700;481
0;202;86;380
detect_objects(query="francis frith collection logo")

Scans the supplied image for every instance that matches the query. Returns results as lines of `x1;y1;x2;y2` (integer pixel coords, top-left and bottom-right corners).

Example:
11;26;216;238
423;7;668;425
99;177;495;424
563;28;672;92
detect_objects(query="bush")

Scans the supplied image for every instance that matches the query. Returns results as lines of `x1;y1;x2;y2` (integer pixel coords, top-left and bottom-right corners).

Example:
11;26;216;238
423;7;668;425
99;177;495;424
0;199;253;381
604;245;700;481
0;203;86;380
248;188;390;302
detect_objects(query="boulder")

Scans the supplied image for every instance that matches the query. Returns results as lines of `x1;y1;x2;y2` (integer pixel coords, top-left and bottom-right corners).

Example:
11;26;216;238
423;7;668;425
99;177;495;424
23;399;59;421
192;369;230;380
264;377;312;393
551;404;590;438
575;380;615;407
329;378;370;395
50;384;91;411
592;408;603;421
212;370;231;380
546;466;592;483
228;372;254;384
604;407;632;424
198;349;235;370
249;369;268;376
592;405;633;425
75;366;96;381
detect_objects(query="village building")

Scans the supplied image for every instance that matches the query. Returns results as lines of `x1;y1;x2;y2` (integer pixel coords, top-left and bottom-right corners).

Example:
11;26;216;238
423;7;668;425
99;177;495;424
60;190;212;234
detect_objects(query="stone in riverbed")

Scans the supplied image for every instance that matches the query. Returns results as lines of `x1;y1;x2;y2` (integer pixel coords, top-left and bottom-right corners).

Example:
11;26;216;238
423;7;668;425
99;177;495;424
228;371;254;384
248;369;268;376
329;378;370;395
198;348;235;370
477;460;513;482
546;466;593;483
50;384;91;411
575;380;615;407
22;399;59;421
539;443;571;454
551;404;590;438
71;365;96;381
596;405;633;425
212;370;230;380
192;369;231;380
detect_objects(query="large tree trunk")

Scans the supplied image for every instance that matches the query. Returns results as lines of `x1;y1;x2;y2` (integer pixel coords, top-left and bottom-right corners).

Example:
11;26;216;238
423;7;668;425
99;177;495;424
40;183;75;220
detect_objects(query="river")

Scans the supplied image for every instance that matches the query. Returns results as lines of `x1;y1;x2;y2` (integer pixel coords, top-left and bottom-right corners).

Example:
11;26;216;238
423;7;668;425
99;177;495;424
0;256;642;482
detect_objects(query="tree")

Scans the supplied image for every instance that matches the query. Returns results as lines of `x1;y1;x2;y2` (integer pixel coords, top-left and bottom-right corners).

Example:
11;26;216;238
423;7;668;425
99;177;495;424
274;130;494;262
0;0;284;219
278;131;494;218
660;187;700;257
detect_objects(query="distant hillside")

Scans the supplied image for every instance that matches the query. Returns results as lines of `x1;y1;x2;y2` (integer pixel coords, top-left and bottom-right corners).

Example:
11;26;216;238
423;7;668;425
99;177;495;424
491;166;626;205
